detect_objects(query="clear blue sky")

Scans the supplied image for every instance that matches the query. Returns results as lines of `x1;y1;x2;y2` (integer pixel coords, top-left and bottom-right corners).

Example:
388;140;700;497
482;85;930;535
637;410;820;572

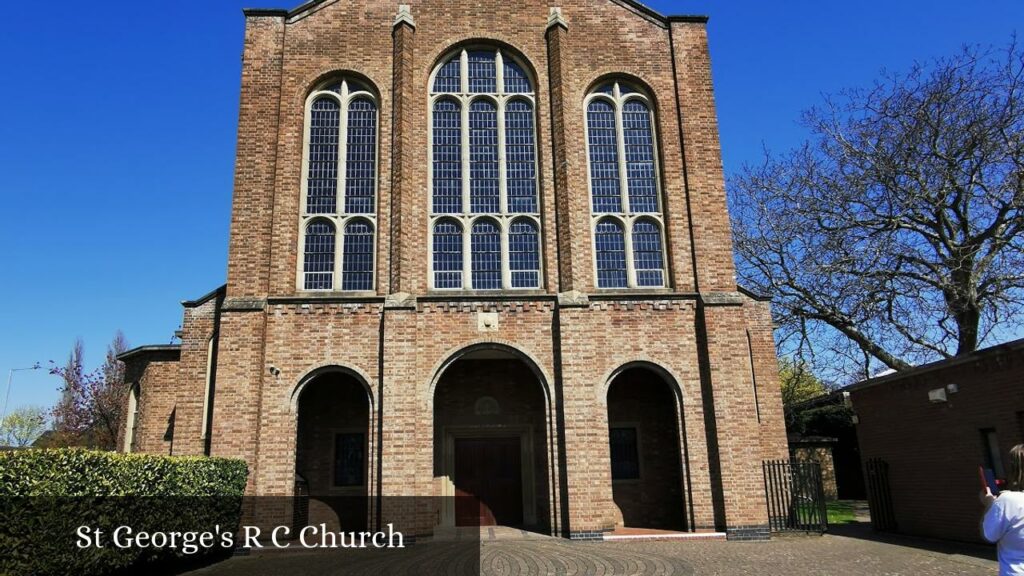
1;0;1020;412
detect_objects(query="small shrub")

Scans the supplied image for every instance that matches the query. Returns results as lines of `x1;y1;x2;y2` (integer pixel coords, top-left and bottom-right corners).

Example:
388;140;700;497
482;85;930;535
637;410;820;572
0;449;248;576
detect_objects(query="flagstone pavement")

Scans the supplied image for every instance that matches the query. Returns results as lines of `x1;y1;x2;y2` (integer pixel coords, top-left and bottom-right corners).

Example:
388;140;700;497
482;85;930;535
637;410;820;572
183;524;997;576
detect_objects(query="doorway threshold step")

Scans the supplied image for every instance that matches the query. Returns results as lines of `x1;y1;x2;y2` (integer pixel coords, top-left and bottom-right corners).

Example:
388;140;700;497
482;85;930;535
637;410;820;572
603;529;726;542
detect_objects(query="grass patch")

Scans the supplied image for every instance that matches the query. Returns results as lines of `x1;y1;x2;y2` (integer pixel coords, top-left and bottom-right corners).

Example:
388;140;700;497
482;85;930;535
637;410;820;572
826;500;858;525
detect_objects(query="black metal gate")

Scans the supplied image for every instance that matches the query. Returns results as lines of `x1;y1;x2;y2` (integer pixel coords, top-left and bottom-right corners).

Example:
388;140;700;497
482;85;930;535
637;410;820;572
762;460;828;533
864;458;897;532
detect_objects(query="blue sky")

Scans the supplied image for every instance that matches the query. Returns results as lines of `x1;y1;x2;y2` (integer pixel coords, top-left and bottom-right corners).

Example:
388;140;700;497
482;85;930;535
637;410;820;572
0;0;1021;413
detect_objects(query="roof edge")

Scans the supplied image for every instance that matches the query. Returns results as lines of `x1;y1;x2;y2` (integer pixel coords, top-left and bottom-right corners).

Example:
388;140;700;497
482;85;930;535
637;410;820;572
667;15;710;24
737;285;772;302
845;337;1024;393
244;0;708;26
182;284;227;308
242;8;289;17
117;345;182;363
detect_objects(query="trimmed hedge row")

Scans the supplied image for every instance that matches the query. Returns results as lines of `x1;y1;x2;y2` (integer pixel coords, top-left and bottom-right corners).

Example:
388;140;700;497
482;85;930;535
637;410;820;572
0;449;248;576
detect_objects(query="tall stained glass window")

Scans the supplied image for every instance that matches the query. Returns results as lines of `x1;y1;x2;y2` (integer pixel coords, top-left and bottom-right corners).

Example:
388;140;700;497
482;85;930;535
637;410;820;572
429;48;542;290
299;78;378;291
585;81;667;288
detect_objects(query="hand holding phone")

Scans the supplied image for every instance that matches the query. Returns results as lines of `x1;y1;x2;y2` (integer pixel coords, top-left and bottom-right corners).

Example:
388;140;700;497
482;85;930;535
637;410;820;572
980;466;1001;496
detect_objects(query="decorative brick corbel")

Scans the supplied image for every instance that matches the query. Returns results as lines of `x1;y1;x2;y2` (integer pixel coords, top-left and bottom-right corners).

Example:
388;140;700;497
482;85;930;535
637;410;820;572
394;4;415;29
547;7;568;30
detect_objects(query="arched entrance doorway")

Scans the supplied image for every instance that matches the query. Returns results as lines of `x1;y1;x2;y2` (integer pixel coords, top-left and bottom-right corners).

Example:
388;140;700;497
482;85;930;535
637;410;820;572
606;365;687;531
433;345;552;532
294;369;371;532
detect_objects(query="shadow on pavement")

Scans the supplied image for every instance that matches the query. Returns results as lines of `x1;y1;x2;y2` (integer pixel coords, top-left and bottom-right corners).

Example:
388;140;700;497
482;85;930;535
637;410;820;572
827;521;996;563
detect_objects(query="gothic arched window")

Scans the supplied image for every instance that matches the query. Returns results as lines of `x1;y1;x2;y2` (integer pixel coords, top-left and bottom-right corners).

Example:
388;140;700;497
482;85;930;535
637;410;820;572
299;77;378;291
585;80;667;288
429;48;542;290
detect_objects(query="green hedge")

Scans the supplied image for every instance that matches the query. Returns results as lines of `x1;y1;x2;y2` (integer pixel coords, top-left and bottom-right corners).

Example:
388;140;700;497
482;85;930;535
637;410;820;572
0;449;248;576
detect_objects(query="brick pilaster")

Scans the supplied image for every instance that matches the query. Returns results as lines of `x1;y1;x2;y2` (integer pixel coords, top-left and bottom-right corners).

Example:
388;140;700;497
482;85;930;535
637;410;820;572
545;8;581;293
669;20;737;293
390;6;416;294
698;299;770;535
226;13;285;299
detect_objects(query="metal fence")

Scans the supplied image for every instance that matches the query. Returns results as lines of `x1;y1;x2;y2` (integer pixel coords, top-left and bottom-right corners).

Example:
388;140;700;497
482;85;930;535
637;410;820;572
864;458;897;532
763;459;828;533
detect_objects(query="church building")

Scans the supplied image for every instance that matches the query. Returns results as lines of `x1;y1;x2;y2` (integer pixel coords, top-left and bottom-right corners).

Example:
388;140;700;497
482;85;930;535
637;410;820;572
117;0;789;541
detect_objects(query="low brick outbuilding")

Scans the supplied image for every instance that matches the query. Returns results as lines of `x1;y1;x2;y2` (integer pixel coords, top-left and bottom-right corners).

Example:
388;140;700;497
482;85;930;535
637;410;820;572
849;338;1024;543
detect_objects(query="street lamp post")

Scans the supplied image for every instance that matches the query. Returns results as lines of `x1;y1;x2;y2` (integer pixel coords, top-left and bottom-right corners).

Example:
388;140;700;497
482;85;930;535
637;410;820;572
1;364;42;426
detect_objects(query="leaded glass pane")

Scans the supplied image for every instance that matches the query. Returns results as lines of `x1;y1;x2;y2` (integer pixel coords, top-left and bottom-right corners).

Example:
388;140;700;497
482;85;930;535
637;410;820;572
595;220;627;288
345;98;377;214
632;220;664;287
307;98;340;214
304;220;335;290
505;100;537;213
471;220;502;289
587;100;621;213
432;100;462;213
342;220;374;291
623;100;657;213
469;100;499;213
509;219;540;288
503;59;532;93
468;51;497;93
433;56;461;93
433;220;463;289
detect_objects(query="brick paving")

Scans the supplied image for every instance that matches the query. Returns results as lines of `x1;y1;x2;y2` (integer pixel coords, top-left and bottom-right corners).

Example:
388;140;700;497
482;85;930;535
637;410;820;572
183;527;997;576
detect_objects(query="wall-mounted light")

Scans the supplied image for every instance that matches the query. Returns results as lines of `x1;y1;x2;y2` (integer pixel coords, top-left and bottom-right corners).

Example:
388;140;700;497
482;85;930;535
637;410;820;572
928;388;948;403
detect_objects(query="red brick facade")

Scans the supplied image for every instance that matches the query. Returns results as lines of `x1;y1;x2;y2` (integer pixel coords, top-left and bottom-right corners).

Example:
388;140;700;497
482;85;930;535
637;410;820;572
117;0;786;540
850;339;1024;543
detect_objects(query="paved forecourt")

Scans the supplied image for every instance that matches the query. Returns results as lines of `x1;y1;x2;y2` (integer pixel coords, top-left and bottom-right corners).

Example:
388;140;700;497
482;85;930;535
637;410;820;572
184;527;997;576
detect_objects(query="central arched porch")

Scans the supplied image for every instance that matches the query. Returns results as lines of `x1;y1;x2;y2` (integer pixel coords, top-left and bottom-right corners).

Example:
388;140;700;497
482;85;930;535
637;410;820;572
432;344;555;534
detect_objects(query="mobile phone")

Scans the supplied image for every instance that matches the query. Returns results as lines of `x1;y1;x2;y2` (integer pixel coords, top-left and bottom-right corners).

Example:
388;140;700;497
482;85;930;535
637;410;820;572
980;466;1001;496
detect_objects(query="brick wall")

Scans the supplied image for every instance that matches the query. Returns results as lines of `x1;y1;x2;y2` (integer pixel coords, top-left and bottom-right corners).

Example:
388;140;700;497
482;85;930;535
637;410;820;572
118;0;788;541
851;339;1024;543
120;350;181;455
791;444;839;500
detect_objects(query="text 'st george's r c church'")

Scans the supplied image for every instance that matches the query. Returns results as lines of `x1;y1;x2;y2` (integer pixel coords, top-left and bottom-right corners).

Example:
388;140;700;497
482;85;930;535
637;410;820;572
117;0;789;541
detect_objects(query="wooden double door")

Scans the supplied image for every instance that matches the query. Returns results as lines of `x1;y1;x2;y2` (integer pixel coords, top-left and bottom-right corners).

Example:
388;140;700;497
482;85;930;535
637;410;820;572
453;437;523;526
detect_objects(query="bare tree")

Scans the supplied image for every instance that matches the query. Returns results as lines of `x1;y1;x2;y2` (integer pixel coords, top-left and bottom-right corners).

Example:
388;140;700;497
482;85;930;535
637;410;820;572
730;41;1024;380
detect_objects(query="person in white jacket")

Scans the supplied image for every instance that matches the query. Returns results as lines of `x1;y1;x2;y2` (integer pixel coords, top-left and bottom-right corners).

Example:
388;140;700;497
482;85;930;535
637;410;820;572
984;444;1024;576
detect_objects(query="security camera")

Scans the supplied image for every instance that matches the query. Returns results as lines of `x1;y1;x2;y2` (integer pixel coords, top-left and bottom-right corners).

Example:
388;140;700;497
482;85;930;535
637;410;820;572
269;366;281;377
